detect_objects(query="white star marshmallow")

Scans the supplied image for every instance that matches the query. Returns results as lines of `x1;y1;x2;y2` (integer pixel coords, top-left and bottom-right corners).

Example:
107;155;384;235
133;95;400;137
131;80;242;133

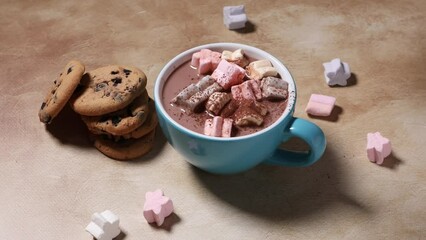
323;58;351;86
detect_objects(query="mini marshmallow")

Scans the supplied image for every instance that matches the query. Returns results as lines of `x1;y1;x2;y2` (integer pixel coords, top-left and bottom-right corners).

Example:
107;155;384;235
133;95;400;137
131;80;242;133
171;83;200;105
206;92;232;115
261;76;288;100
249;100;268;116
143;189;174;226
212;59;246;90
191;49;222;75
367;132;392;165
232;100;268;127
323;58;351;86
221;118;233;137
85;210;120;240
247;59;278;80
172;75;223;112
231;80;262;101
220;99;240;118
305;94;336;116
221;49;249;67
204;116;233;137
186;82;223;112
223;5;247;30
234;105;264;126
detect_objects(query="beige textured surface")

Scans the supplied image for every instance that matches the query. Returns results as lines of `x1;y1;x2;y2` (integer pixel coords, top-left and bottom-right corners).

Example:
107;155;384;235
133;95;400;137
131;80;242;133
1;0;425;239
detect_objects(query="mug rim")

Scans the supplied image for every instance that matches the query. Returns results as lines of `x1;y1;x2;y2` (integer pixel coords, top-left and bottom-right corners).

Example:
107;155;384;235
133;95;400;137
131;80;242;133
154;42;297;141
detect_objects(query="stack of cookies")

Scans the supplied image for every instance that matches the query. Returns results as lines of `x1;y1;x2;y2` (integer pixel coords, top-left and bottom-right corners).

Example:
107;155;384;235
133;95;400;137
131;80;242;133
38;61;158;160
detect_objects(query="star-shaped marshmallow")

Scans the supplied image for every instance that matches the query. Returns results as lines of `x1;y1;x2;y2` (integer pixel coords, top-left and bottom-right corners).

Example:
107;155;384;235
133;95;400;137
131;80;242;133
366;132;392;165
223;5;247;30
323;58;351;86
85;210;120;240
143;189;174;226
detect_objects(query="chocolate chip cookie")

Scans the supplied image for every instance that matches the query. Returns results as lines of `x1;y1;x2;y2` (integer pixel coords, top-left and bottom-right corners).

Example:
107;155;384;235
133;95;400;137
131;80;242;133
70;65;147;116
38;60;85;124
122;98;158;139
93;129;156;160
81;90;150;136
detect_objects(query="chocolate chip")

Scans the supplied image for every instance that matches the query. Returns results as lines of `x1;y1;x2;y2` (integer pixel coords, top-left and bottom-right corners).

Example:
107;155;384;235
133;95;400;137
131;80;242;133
111;77;122;86
40;102;46;110
95;82;107;92
123;69;132;75
138;78;142;83
111;71;119;75
113;94;123;102
53;80;57;84
111;116;121;126
67;67;72;74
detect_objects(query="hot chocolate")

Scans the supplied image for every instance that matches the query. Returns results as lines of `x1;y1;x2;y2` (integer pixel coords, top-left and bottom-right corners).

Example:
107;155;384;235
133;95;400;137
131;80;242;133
161;49;288;137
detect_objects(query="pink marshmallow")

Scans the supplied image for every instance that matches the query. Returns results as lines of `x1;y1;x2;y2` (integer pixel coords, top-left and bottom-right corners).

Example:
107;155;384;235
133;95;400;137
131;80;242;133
305;94;336;116
212;59;246;90
191;49;222;75
143;189;174;226
204;116;233;137
191;52;201;68
367;132;392;165
231;80;262;101
221;118;233;137
211;52;221;68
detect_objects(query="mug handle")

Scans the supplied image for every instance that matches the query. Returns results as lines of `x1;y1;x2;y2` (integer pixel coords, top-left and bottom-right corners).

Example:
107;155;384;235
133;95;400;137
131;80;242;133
265;117;326;167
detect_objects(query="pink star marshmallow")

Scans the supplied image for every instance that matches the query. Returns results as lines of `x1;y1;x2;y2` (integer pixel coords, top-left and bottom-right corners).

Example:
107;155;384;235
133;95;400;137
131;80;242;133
191;49;222;75
367;132;392;165
305;94;336;116
143;189;174;226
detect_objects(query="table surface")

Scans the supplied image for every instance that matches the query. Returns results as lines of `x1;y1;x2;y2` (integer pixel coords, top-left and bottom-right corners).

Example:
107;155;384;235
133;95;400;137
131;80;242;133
1;0;425;239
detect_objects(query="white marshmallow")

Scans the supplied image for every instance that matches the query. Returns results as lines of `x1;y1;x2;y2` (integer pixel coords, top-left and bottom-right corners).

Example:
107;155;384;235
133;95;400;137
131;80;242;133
85;210;120;240
223;5;247;30
323;58;351;86
247;59;278;80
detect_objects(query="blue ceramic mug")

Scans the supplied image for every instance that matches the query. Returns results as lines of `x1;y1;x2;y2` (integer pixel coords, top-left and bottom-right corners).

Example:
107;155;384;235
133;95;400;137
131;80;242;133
154;43;326;174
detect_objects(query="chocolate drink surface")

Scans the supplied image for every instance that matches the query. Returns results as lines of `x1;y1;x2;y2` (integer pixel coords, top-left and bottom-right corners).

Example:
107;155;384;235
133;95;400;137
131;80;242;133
161;60;287;137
